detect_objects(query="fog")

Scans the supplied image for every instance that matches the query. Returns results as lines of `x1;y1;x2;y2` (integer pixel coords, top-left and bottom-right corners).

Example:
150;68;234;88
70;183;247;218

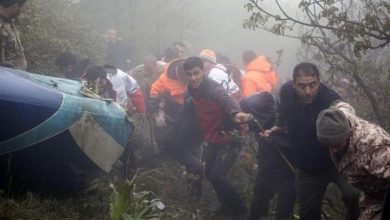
132;0;300;81
181;0;301;81
66;0;301;81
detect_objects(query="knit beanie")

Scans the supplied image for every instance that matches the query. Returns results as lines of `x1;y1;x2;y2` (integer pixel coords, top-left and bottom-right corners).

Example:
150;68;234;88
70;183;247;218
316;107;351;146
199;49;216;64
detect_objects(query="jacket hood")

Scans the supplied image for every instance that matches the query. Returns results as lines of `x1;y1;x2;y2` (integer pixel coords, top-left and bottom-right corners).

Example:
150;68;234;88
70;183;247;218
166;58;186;81
246;56;272;73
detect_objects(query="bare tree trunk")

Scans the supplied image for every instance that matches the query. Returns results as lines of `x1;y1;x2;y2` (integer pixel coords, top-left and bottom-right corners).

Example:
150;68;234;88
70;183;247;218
351;72;384;126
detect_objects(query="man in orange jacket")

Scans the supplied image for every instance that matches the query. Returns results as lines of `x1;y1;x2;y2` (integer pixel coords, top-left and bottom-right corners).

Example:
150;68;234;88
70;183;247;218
241;50;278;97
149;58;187;126
149;58;204;197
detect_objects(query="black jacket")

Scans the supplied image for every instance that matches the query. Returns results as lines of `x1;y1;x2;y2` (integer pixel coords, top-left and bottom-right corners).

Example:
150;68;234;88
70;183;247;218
160;97;202;152
106;40;131;71
240;92;294;176
277;81;341;173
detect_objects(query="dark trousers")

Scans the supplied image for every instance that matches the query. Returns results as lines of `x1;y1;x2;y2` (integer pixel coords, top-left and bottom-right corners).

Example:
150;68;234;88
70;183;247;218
249;169;296;220
382;189;390;220
167;146;203;197
296;169;360;220
166;146;203;176
204;142;247;214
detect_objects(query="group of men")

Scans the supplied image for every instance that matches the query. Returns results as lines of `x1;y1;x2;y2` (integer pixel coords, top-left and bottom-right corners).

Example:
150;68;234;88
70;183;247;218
140;48;283;219
135;51;389;220
1;0;389;220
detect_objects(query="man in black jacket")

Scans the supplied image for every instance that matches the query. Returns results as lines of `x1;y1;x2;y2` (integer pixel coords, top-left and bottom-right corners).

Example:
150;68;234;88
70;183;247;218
262;62;360;220
104;28;132;72
241;92;296;220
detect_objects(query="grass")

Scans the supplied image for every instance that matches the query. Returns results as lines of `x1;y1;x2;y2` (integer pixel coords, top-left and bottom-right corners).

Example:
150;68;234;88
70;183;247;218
110;171;161;220
0;118;348;220
0;154;347;220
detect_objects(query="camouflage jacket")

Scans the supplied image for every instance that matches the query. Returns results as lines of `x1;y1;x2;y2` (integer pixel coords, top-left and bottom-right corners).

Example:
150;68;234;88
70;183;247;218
129;61;165;99
0;16;26;70
334;101;390;219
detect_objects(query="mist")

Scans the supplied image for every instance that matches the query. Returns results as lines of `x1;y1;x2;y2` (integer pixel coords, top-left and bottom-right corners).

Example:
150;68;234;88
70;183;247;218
2;1;389;219
67;0;301;81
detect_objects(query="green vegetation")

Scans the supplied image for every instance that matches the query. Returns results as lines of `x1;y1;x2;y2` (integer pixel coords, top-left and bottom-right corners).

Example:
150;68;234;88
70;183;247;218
0;146;347;220
1;0;388;219
110;173;161;220
244;0;390;128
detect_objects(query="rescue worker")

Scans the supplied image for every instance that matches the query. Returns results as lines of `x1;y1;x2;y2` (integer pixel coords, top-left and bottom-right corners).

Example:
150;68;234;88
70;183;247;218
130;57;165;99
159;95;204;198
0;0;27;70
149;58;187;126
158;41;186;62
82;65;116;100
262;62;360;220
240;92;296;220
128;57;166;158
55;52;79;80
198;49;240;98
172;41;186;57
104;28;132;72
73;58;94;79
103;64;146;172
317;101;390;220
149;58;204;197
103;64;146;116
241;50;277;97
199;49;244;176
183;56;251;218
216;52;244;90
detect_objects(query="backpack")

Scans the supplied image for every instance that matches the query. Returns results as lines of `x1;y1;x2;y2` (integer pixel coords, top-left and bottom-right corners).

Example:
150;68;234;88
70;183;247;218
222;64;243;89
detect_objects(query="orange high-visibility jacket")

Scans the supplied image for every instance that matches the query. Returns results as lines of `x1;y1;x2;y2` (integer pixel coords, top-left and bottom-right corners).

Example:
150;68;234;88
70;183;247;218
150;61;186;105
241;56;278;97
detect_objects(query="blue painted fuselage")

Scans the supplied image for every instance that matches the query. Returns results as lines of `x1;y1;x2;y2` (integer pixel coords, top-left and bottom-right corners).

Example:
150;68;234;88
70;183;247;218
0;67;132;193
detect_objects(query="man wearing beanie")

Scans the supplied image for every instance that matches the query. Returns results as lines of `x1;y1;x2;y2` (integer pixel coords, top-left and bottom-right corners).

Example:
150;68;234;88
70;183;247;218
198;49;240;97
262;62;360;220
0;0;27;70
317;101;390;220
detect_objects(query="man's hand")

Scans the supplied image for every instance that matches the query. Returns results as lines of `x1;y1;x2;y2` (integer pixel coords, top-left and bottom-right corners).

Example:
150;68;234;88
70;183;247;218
260;125;282;138
234;112;252;124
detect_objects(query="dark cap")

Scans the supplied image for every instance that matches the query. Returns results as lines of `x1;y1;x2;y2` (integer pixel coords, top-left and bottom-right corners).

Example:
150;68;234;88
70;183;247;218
316;107;351;146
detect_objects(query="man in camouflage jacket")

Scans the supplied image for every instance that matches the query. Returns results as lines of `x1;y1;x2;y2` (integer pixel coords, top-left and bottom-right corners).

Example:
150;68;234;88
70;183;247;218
317;101;390;219
0;0;27;70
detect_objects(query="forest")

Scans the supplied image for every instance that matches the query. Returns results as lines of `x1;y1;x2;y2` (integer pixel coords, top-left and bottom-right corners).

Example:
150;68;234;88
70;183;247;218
1;0;389;219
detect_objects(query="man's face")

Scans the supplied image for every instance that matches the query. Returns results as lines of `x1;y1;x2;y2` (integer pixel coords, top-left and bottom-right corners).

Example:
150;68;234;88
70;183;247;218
144;61;158;76
175;45;185;57
328;139;349;155
5;3;25;19
59;65;74;76
186;66;204;89
105;29;117;43
294;74;320;104
202;60;213;71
